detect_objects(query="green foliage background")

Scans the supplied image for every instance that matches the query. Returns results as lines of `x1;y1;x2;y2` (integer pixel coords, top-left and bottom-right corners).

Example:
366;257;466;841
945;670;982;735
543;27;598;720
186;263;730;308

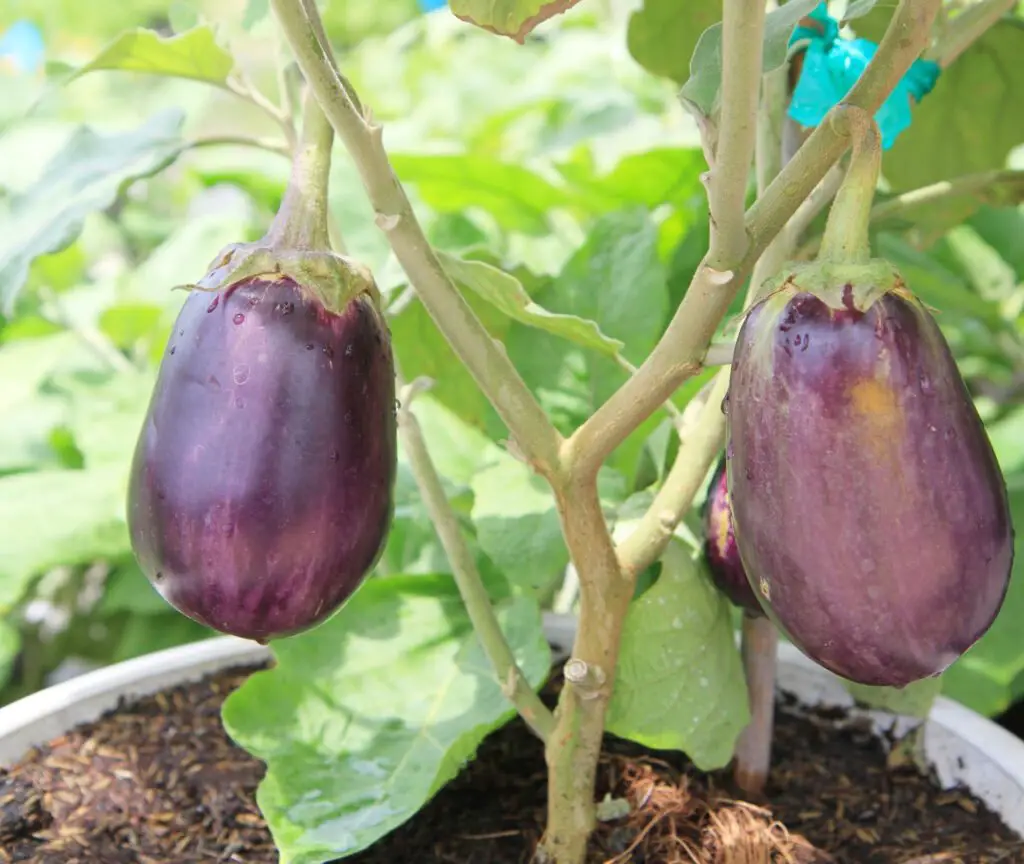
2;0;1024;859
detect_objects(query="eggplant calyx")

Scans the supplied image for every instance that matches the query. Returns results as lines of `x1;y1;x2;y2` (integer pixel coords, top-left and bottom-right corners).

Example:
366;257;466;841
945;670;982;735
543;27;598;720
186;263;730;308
173;240;381;317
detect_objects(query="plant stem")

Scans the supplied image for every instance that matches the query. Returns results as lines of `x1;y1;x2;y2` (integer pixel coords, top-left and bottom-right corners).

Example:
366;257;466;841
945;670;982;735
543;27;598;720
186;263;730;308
396;378;555;742
186;135;292;157
817;109;882;264
616;370;730;578
707;0;767;269
565;0;941;480
269;0;563;480
869;169;1024;223
543;476;628;863
265;87;334;251
926;0;1017;67
733;613;779;796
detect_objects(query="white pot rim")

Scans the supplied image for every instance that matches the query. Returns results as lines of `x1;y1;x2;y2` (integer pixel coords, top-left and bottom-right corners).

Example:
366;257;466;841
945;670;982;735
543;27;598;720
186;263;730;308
0;612;1021;838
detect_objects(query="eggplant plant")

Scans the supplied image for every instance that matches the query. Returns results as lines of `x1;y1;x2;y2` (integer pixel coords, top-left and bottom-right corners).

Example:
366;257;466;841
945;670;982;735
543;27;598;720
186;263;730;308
1;1;1023;863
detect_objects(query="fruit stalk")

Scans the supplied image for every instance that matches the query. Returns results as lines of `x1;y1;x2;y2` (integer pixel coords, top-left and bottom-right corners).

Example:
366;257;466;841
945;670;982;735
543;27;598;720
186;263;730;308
269;0;563;480
265;87;333;252
816;108;881;265
396;377;555;742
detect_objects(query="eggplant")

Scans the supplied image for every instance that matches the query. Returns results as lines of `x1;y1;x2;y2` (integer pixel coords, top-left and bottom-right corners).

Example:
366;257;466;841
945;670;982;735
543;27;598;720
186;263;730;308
727;280;1013;686
127;95;397;643
127;275;396;642
702;457;763;616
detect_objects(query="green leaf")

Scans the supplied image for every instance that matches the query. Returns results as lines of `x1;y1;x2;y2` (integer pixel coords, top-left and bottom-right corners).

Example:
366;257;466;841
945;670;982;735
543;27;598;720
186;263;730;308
222;575;550;864
0;619;19;693
448;0;585;43
0;110;186;315
845;676;944;718
882;21;1024;192
556;147;708;213
0;467;129;613
437;251;624;356
626;0;722;85
388;285;514;441
679;0;818;117
606;538;749;770
505;208;670;471
67;26;234;86
389;154;576;234
470;450;567;592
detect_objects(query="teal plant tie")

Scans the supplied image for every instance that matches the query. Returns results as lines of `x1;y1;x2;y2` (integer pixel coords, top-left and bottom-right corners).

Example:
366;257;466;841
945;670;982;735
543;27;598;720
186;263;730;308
787;3;940;149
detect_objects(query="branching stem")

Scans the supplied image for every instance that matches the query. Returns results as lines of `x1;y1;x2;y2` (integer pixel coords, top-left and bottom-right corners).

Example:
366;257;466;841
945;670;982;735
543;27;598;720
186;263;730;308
396;378;555;742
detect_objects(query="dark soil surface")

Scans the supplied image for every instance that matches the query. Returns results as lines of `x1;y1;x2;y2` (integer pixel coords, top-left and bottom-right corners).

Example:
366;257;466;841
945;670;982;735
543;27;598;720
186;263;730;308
1;662;1021;864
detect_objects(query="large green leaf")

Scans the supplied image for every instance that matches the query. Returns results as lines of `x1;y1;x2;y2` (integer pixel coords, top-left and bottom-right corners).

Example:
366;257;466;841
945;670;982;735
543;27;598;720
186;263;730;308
505;208;670;476
0;467;129;613
222;575;550;864
448;0;585;43
626;0;722;85
66;26;234;86
942;478;1024;716
0;110;186;315
389;154;577;234
470;449;567;593
437;251;624;355
882;21;1024;191
606;538;749;770
388;287;509;441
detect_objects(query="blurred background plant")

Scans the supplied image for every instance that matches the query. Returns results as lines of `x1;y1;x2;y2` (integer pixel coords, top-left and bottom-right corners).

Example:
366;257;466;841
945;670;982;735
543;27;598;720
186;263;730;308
1;0;1024;736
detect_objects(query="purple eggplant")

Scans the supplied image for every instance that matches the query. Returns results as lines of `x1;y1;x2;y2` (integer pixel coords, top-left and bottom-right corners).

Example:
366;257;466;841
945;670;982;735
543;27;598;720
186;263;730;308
727;281;1013;687
702;457;763;616
127;275;396;643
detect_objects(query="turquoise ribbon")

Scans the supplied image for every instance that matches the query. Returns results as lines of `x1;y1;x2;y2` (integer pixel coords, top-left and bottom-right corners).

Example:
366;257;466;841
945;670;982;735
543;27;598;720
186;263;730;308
787;4;940;149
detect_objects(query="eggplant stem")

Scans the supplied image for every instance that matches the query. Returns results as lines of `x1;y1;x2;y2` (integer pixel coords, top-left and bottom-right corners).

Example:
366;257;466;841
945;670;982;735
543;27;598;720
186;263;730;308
817;107;882;265
265;88;334;253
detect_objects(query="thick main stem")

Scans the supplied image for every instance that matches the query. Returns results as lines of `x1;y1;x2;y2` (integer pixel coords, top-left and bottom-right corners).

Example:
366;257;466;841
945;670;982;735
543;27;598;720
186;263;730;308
270;0;563;479
543;477;629;863
396;380;555;742
265;88;334;251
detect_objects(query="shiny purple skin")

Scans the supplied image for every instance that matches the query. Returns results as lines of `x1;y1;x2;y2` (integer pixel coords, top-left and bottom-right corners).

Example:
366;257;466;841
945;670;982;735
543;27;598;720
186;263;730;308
727;286;1013;687
127;276;397;643
702;457;763;616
